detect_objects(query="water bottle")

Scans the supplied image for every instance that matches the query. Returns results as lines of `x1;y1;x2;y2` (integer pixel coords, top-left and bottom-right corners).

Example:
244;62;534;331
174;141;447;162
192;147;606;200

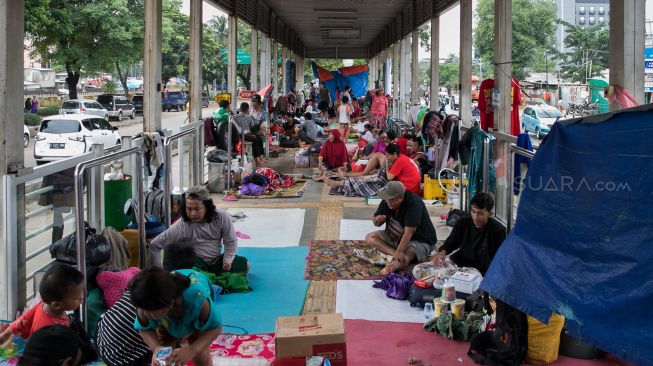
423;302;434;320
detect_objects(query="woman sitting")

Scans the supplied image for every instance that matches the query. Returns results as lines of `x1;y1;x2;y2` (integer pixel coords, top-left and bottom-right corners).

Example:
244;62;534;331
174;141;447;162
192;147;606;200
318;130;349;171
130;268;222;366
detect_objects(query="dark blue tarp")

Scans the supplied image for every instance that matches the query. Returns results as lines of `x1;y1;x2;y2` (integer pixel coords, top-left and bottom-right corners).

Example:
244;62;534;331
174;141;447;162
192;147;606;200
481;106;653;365
311;62;368;102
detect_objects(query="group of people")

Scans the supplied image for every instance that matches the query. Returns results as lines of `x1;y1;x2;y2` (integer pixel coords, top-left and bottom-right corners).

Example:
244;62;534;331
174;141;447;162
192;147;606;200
5;186;249;366
24;96;39;114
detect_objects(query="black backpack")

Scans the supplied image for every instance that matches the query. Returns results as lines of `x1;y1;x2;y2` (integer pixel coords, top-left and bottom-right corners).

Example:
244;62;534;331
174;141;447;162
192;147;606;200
468;301;528;366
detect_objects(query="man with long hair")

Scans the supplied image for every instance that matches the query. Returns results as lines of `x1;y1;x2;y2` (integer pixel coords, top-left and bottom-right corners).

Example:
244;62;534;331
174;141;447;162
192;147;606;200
150;186;249;275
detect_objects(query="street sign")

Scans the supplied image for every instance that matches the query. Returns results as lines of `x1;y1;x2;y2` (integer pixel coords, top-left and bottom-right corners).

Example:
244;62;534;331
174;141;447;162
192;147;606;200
214;93;231;103
239;90;257;99
219;48;251;65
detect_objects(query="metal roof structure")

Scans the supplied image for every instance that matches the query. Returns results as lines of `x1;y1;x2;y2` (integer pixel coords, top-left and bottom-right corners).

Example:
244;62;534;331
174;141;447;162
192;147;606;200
207;0;458;58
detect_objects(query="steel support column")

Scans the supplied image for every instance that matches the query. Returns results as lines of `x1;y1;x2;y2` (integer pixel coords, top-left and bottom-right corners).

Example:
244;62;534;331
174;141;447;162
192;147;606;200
459;0;473;125
0;0;25;320
281;46;287;95
430;15;440;109
260;34;270;88
400;36;411;120
494;0;512;133
272;41;279;97
144;0;162;131
411;30;419;104
228;15;238;112
189;0;203;123
609;0;646;110
393;42;400;118
251;28;259;90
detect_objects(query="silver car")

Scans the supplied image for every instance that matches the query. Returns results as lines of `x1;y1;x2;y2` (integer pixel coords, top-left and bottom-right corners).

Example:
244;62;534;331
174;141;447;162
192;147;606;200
59;99;109;120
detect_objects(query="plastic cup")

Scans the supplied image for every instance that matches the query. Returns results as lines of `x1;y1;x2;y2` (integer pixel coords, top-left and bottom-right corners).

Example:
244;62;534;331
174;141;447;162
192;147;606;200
452;299;466;320
434;298;450;318
424;302;434;320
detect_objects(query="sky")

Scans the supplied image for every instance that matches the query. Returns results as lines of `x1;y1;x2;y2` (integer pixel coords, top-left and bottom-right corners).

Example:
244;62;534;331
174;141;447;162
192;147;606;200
182;0;653;61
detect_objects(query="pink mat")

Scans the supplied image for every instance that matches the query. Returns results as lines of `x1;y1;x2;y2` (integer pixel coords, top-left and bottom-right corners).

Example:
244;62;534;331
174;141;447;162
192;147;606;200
344;320;622;366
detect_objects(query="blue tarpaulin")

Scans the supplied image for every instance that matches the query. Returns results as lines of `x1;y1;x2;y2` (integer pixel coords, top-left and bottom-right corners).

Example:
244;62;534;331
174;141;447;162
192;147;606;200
311;62;368;102
481;106;653;365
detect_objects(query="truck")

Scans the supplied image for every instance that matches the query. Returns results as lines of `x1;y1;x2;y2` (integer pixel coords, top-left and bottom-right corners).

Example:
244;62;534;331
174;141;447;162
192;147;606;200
161;91;187;112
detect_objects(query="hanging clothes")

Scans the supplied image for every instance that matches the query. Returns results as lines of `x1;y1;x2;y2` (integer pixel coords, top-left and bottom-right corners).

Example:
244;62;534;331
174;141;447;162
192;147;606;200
467;128;496;202
510;78;522;136
478;79;495;131
513;133;533;195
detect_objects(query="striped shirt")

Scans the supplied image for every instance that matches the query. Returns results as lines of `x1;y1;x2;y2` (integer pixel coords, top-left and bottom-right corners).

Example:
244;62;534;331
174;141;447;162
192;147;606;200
96;290;151;366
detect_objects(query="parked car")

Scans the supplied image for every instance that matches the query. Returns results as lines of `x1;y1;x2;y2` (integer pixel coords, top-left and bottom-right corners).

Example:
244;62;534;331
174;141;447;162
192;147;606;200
34;114;121;164
96;94;135;121
59;99;109;120
24;125;30;148
131;94;144;115
522;104;564;139
161;91;188;112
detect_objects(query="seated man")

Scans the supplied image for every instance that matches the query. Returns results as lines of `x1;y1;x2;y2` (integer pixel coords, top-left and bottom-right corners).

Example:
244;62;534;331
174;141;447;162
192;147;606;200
432;192;506;275
150;186;249;275
385;143;421;195
364;181;437;275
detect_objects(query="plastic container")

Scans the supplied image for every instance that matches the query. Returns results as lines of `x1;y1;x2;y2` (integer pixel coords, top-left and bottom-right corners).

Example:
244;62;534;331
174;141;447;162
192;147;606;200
423;302;434;320
434;298;450;318
452;299;466;320
441;282;457;302
104;176;133;231
155;347;172;366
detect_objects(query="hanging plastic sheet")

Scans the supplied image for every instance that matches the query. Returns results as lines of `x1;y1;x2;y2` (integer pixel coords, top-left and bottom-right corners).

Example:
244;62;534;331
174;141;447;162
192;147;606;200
312;62;369;101
481;105;653;365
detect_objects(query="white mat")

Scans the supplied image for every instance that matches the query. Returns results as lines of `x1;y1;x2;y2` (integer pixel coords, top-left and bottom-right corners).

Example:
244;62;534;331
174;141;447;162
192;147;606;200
226;208;305;247
336;280;426;324
339;219;385;240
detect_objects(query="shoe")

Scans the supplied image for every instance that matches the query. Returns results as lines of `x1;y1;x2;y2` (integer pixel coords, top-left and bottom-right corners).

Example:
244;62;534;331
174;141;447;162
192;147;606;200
223;195;238;201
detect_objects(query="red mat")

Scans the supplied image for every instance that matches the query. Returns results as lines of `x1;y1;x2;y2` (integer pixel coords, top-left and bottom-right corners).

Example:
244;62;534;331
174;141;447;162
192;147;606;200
344;320;621;366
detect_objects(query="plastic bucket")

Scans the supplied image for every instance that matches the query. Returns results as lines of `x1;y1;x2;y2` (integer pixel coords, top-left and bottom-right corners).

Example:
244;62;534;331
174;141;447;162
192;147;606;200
104;176;133;231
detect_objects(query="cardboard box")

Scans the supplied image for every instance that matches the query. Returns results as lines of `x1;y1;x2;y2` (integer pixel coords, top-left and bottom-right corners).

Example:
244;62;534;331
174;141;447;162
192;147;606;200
275;313;347;366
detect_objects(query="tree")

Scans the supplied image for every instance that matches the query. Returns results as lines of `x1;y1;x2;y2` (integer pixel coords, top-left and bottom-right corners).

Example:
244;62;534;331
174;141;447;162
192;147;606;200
203;16;227;92
161;0;189;84
439;54;460;93
559;21;609;83
25;0;143;99
474;0;557;79
419;23;431;53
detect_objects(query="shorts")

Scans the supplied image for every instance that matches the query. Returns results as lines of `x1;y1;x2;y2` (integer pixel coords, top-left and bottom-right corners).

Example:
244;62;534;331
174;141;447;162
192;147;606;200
195;254;249;275
375;230;433;262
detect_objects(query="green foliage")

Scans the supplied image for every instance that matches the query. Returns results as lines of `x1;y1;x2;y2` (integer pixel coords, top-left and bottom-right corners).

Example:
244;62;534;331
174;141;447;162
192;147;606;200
474;0;557;79
559;21;609;82
25;0;145;99
104;79;117;94
419;23;431;53
24;113;42;126
161;0;189;83
36;106;59;116
440;54;460;92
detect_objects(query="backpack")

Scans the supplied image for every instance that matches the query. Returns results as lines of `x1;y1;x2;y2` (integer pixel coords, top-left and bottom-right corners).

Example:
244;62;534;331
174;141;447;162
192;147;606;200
468;301;528;366
145;189;166;223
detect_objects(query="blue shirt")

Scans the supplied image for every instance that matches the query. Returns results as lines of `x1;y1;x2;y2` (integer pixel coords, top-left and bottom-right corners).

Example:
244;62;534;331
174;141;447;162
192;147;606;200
134;269;221;339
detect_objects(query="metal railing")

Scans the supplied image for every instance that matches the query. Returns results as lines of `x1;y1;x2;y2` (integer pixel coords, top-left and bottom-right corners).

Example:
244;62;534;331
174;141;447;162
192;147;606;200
3;152;96;319
506;144;536;232
163;121;203;227
73;146;146;328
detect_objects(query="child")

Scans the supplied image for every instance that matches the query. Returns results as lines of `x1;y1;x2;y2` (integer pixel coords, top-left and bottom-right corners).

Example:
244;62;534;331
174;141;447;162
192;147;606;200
18;324;82;366
338;95;352;138
0;263;84;343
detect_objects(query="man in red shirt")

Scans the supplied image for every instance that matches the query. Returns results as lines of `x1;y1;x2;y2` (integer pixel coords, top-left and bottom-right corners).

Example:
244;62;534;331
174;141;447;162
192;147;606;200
385;144;421;195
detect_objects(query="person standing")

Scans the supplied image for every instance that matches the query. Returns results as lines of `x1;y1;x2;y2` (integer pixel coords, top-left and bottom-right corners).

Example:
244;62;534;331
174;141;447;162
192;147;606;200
369;88;389;130
31;96;39;113
24;97;32;113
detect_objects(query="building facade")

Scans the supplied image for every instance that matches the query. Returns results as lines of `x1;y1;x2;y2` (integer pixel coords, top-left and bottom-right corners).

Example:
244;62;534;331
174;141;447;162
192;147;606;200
555;0;610;54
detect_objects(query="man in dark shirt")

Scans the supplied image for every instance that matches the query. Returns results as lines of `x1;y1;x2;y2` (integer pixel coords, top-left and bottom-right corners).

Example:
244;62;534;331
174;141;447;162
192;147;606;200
364;181;437;276
433;192;506;275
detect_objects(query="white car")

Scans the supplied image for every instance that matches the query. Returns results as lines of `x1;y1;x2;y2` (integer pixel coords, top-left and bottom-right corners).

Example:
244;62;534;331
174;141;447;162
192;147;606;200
24;125;30;147
34;114;121;165
59;99;109;120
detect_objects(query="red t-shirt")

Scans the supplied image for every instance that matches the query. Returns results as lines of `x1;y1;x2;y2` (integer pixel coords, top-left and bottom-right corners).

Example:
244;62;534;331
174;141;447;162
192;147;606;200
9;301;70;339
389;154;421;195
478;79;495;131
396;137;410;156
510;77;521;136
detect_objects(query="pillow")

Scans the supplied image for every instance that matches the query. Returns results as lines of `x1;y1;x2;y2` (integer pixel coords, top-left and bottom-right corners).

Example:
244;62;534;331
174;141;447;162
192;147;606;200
96;267;140;308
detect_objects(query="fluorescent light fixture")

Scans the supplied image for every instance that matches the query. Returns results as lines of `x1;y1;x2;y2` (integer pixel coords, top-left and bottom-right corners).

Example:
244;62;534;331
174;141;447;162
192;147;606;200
317;17;358;22
314;8;358;14
321;25;355;30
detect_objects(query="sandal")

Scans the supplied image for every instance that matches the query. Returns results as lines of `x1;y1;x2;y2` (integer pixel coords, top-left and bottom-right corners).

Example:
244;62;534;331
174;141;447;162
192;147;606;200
223;195;238;201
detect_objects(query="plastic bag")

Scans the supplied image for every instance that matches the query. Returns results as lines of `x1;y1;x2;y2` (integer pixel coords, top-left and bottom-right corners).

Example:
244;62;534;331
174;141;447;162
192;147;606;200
49;222;111;266
372;272;415;300
526;314;565;365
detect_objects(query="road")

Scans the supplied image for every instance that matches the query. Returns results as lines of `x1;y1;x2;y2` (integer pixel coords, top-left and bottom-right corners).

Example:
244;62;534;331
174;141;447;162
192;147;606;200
24;105;220;168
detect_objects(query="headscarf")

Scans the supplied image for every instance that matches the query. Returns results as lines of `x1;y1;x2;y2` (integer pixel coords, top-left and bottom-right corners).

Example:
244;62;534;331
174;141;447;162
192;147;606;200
320;129;349;168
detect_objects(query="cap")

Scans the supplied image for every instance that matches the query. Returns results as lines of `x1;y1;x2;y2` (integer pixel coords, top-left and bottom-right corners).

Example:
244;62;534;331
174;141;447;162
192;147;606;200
185;186;210;201
251;94;262;103
22;325;80;362
377;181;406;201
